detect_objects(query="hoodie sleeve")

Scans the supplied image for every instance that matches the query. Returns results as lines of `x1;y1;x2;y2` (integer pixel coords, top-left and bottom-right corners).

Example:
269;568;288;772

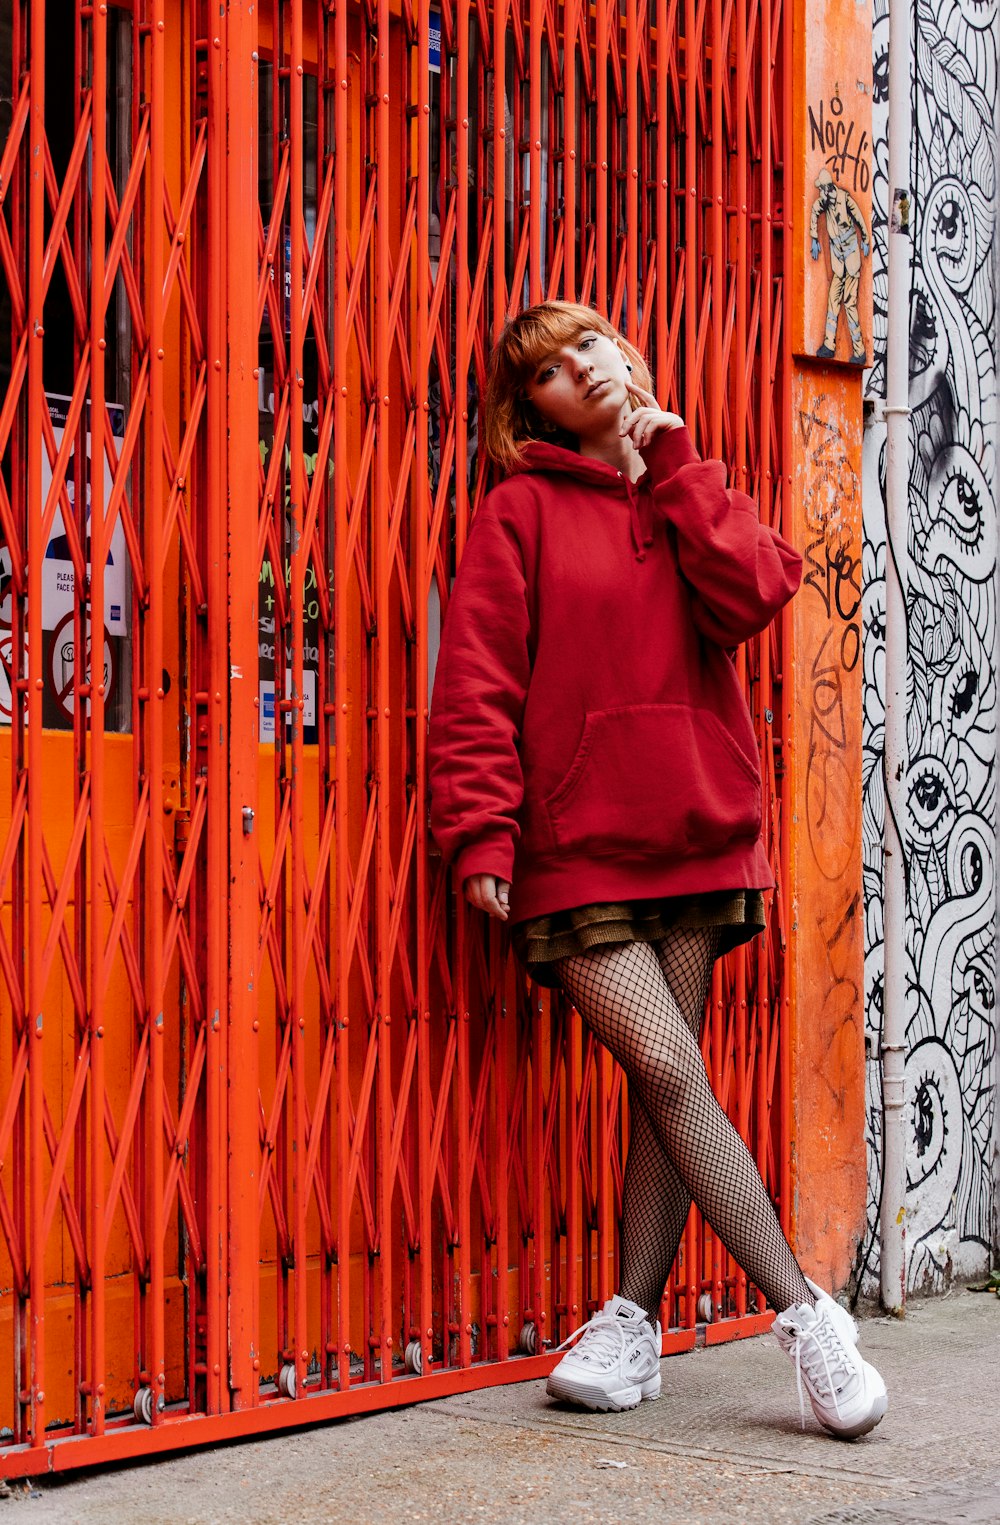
640;426;802;646
427;494;533;886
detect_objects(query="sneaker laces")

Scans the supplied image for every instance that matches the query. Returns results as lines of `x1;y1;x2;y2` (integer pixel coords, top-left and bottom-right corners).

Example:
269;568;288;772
554;1310;633;1368
785;1312;855;1430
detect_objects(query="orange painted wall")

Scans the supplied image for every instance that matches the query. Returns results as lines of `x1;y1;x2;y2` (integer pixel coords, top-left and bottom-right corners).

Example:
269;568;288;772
784;0;872;1291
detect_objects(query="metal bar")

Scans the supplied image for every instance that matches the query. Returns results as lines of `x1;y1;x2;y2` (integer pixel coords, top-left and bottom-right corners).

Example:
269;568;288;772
25;0;46;1452
227;0;262;1413
88;0;109;1438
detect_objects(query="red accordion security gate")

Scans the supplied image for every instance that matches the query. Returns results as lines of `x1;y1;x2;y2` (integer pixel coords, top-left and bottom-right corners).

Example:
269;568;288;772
0;0;794;1474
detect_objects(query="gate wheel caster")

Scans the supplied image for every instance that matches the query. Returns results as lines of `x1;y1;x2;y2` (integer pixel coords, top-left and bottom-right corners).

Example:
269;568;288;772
403;1339;423;1375
517;1321;538;1355
277;1362;297;1399
132;1387;161;1425
697;1293;714;1323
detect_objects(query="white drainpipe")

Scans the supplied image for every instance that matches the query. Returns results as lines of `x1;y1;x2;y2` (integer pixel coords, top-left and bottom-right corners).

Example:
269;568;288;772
880;0;912;1314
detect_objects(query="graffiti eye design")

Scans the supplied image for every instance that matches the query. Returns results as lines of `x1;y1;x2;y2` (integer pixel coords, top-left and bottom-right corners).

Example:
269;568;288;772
907;758;956;846
912;1072;947;1170
973;968;995;1011
935;199;960;242
938;469;983;544
912;770;944;812
933;197;967;269
961;840;983;894
951;669;978;718
912;1073;945;1162
873;50;889;103
909;290;938;373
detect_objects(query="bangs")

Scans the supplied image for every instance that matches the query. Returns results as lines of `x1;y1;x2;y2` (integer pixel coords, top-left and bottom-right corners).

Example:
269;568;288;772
502;305;613;382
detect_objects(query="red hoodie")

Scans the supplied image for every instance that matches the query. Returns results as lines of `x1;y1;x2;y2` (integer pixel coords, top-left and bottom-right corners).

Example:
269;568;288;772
427;425;802;924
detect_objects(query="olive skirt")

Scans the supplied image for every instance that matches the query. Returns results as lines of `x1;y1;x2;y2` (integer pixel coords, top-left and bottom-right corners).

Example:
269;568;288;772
509;888;766;990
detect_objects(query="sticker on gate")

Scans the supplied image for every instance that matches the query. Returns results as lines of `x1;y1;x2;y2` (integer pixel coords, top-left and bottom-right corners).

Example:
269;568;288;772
46;612;116;722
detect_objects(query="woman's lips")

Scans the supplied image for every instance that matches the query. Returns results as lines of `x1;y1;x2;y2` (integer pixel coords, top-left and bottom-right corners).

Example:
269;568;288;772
585;379;611;398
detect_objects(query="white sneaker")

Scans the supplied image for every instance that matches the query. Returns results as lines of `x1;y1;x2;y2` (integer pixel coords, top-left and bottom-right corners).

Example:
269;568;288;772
772;1276;888;1439
545;1294;662;1412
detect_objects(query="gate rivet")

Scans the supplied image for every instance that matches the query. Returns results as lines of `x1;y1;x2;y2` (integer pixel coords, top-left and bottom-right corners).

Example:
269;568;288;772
157;18;164;29
35;679;42;691
36;1391;44;1403
98;339;106;351
214;1365;221;1375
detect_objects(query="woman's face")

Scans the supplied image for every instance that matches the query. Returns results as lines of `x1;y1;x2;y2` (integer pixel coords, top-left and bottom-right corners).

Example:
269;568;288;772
522;329;632;439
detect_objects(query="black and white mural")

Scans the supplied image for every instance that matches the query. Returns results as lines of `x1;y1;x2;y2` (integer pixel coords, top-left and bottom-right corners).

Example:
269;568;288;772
860;0;997;1293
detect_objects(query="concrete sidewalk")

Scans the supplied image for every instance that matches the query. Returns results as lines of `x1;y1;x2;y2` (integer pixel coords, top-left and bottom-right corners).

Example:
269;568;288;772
12;1290;1000;1524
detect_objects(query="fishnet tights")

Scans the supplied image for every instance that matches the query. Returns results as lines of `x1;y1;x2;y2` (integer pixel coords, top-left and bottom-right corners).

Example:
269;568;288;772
555;931;812;1322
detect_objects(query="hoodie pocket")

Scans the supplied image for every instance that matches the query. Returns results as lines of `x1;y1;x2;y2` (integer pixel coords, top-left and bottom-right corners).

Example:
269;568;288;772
541;702;761;857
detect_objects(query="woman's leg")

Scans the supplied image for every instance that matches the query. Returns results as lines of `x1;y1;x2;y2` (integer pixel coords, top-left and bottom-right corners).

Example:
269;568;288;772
555;935;812;1315
618;928;720;1319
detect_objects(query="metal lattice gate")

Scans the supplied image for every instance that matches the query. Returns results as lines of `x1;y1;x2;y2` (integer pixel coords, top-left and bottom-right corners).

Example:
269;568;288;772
0;0;792;1474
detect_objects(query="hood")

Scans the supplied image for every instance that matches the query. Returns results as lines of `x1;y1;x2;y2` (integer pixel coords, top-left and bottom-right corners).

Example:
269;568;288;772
513;440;655;561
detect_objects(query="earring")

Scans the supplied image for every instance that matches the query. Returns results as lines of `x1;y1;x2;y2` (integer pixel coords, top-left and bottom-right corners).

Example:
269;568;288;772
626;362;633;371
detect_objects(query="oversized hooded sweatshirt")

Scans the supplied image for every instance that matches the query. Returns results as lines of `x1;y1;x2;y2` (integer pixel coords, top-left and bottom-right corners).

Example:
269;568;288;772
427;425;802;925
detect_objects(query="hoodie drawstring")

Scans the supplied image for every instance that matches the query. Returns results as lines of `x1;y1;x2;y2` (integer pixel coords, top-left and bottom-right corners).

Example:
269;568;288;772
626;480;655;561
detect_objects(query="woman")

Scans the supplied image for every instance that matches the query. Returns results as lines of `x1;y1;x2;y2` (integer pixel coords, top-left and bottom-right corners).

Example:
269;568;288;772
427;300;886;1439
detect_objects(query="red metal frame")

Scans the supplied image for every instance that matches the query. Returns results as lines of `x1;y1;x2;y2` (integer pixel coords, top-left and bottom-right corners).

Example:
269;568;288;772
0;0;793;1475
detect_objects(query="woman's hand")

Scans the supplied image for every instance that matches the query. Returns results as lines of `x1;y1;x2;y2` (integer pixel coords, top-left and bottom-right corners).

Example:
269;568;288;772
621;383;685;450
463;873;511;921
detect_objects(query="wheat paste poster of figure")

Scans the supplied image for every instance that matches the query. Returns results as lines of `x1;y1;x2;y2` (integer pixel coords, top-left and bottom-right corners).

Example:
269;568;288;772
810;166;872;364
